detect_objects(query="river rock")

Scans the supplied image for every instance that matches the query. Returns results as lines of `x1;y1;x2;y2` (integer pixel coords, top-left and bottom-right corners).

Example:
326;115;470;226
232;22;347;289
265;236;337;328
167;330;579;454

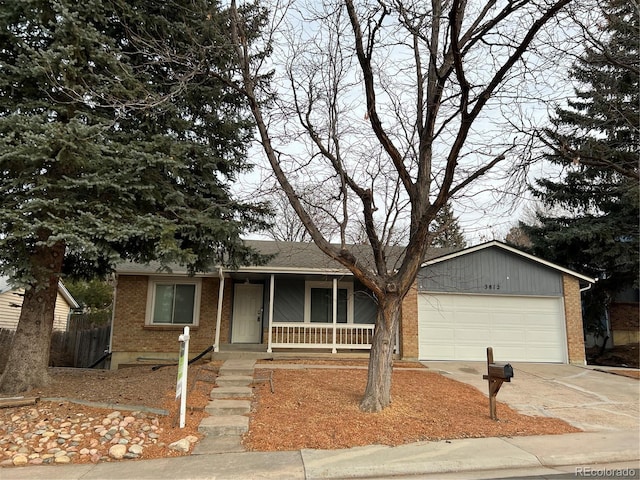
12;455;28;466
128;444;144;455
168;438;191;453
108;444;127;460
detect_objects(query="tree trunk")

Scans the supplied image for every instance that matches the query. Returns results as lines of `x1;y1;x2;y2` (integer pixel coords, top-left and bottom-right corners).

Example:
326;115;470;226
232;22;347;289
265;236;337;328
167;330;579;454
0;242;64;394
360;293;402;412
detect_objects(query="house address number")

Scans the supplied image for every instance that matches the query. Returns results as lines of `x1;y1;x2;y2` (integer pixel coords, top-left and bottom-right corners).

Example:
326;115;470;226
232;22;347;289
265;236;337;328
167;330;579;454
484;284;500;290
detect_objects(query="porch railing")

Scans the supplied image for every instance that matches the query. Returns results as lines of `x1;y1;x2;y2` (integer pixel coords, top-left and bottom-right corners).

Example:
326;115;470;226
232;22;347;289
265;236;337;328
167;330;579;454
269;323;375;352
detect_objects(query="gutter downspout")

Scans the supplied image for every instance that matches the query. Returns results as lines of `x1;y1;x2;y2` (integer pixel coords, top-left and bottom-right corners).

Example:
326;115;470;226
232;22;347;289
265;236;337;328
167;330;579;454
214;268;225;353
579;280;610;349
580;284;593;293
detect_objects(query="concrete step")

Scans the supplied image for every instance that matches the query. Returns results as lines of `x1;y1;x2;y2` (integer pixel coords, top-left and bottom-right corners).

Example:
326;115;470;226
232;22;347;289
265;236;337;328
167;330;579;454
218;359;256;377
191;435;245;455
212;351;274;360
205;399;251;416
210;386;253;399
218;366;255;377
215;375;254;388
198;415;249;436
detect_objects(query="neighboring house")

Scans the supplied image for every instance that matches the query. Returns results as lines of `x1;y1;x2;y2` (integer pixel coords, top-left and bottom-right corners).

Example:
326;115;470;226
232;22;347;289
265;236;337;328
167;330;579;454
110;240;594;369
608;287;639;346
0;277;80;331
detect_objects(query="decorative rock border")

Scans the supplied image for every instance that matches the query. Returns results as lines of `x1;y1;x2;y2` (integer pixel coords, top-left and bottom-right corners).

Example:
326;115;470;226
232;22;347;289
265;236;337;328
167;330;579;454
0;409;165;466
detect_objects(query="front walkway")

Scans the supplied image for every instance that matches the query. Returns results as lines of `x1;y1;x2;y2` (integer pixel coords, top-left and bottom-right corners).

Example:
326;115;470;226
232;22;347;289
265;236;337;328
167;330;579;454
192;359;257;455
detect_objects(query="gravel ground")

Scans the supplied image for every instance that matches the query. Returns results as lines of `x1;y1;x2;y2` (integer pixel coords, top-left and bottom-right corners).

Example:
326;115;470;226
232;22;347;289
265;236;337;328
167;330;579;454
0;365;213;467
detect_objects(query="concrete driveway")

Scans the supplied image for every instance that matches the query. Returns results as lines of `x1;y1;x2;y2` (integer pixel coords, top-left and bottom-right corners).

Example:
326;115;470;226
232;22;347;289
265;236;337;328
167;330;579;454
421;362;640;432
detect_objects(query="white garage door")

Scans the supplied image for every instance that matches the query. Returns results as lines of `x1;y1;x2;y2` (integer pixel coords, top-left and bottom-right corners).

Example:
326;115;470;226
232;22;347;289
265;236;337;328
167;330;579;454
418;293;567;362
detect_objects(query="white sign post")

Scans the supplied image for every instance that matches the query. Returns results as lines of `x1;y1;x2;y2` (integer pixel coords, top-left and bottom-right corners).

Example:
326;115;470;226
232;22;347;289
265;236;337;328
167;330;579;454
175;326;190;428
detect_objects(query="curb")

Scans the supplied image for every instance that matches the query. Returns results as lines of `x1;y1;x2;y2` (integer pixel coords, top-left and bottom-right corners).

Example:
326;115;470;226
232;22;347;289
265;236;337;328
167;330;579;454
41;397;169;415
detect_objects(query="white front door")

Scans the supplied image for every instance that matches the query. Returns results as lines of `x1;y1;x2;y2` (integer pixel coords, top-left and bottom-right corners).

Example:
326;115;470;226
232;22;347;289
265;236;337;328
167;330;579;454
231;284;263;343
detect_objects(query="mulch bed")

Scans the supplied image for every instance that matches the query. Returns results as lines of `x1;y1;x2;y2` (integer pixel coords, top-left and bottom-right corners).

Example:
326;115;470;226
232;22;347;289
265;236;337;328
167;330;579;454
243;368;581;451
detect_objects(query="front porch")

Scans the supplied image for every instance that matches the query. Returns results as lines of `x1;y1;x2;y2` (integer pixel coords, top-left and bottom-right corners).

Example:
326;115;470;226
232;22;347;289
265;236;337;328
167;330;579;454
215;272;383;355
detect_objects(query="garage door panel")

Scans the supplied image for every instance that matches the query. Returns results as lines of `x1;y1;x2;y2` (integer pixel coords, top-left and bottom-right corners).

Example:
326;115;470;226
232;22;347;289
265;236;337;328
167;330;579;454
422;326;455;341
525;329;559;344
452;345;487;361
418;293;566;362
491;329;524;344
455;326;490;342
490;345;526;360
492;312;517;324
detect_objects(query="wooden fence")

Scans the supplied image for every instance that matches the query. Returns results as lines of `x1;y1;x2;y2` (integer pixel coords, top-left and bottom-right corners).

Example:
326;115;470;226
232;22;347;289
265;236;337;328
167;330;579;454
0;313;111;371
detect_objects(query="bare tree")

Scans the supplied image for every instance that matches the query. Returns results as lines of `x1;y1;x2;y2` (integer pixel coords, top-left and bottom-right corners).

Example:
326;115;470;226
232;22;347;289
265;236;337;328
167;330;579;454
227;0;574;412
261;180;342;242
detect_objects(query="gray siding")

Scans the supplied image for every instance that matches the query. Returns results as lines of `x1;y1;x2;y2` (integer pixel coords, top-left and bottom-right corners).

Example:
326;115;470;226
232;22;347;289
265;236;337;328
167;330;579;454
354;281;376;324
272;277;376;324
273;278;305;322
418;248;563;296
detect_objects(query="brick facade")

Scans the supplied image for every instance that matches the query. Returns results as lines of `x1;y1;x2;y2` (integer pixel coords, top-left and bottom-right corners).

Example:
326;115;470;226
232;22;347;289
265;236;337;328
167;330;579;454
610;303;640;345
562;274;586;364
111;268;589;367
218;278;235;345
111;275;230;369
400;283;419;360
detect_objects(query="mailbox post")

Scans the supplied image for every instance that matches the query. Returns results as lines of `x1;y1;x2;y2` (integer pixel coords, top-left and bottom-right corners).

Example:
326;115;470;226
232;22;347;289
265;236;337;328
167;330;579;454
482;347;513;420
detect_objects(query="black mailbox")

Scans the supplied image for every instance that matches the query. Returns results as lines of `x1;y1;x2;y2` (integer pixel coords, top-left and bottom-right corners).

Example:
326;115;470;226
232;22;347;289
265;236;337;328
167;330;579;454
488;362;514;381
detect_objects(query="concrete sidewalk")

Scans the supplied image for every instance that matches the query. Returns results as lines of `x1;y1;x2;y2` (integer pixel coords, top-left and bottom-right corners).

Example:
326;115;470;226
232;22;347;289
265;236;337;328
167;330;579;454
1;430;638;480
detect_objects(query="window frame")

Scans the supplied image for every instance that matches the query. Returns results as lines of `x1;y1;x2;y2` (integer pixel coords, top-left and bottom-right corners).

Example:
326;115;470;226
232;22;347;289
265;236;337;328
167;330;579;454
303;280;354;324
145;277;202;327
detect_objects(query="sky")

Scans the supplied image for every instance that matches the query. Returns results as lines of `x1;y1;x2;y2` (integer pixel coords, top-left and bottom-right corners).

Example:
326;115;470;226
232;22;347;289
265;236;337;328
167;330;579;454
231;0;591;246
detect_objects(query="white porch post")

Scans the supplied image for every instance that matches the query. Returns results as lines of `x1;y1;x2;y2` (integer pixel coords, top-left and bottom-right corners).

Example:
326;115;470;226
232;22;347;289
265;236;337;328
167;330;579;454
332;278;337;353
213;268;225;352
267;274;274;353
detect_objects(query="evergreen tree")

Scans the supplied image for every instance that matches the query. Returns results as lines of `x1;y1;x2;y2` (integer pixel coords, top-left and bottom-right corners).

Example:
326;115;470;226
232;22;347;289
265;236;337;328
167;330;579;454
0;0;270;393
65;279;113;312
522;0;639;333
429;203;467;250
